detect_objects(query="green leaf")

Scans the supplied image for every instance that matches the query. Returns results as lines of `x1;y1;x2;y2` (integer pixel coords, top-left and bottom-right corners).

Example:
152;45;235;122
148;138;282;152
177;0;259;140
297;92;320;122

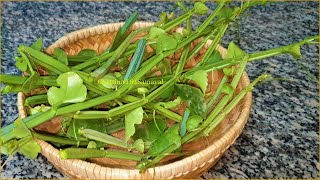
87;141;97;149
54;48;68;66
180;108;190;137
30;105;51;115
207;51;223;64
47;72;87;108
1;139;18;155
194;2;209;15
19;138;41;159
186;115;203;131
185;70;208;93
133;119;167;142
157;58;172;75
217;7;233;18
77;49;98;57
98;73;118;89
22;73;41;93
227;42;246;59
125;107;144;142
157;33;178;53
159;84;175;100
223;67;235;76
15;56;28;72
158;96;181;109
287;44;301;59
175;84;207;118
149;27;166;39
133;139;145;153
13;118;31;138
221;83;234;95
30;37;43;51
147;125;181;156
137;87;149;95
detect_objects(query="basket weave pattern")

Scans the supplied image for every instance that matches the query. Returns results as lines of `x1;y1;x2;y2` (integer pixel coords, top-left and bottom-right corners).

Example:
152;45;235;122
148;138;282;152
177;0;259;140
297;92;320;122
17;22;252;179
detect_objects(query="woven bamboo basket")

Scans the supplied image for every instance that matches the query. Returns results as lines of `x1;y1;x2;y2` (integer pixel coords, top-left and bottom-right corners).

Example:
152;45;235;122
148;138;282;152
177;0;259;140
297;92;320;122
17;22;252;179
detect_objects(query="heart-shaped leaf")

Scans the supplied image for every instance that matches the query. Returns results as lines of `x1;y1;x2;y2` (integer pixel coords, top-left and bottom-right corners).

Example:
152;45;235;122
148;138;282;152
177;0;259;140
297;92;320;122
47;72;87;108
125;107;144;142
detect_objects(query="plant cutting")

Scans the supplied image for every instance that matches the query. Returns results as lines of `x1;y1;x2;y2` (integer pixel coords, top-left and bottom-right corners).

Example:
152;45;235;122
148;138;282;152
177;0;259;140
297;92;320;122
1;1;318;178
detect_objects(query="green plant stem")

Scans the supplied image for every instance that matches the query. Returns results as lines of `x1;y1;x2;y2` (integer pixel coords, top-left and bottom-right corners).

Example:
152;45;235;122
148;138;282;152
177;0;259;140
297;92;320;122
1;75;58;87
78;129;128;149
20;46;70;73
1;109;56;143
202;74;270;135
24;94;48;106
161;12;193;32
91;27;151;79
207;75;228;109
139;56;248;170
59;148;142;161
32;132;88;146
73;78;176;119
196;1;225;33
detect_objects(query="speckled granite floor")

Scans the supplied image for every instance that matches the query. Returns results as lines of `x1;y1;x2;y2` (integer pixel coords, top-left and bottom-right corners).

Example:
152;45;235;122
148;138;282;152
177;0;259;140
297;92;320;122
1;1;318;179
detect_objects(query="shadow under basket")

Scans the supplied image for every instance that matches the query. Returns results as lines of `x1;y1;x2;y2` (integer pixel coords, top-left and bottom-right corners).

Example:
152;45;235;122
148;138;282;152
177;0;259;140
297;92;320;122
17;22;252;179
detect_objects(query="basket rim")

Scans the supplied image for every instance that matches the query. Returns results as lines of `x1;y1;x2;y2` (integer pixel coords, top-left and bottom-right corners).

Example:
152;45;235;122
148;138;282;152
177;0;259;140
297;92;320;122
18;22;253;179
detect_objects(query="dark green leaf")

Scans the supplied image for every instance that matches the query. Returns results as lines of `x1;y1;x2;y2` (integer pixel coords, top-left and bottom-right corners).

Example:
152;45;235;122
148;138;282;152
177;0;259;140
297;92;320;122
207;51;223;64
159;85;175;100
133;119;167;142
54;48;68;66
175;84;207;118
47;72;87;108
147;125;181;156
